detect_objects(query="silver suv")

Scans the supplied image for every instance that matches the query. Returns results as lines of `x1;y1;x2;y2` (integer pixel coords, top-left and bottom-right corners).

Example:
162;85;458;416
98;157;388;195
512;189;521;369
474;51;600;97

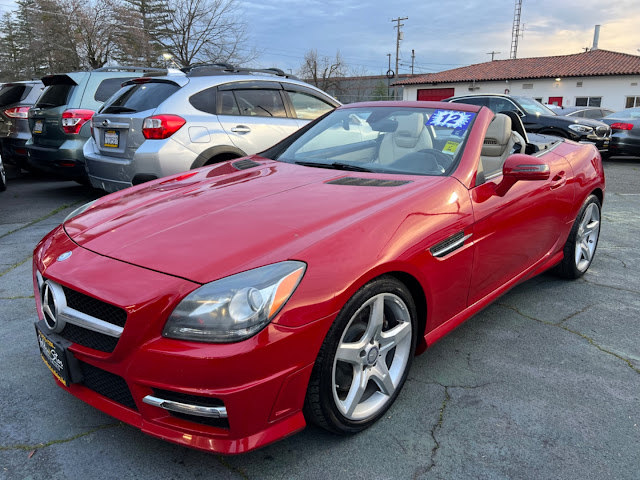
84;65;340;192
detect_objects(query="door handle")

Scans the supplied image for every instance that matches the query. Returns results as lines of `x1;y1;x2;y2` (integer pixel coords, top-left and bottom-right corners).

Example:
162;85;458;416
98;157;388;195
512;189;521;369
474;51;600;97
230;125;251;133
550;171;567;189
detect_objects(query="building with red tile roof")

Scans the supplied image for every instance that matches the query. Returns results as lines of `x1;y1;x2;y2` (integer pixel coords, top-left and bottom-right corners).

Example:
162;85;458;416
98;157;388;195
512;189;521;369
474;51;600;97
396;50;640;111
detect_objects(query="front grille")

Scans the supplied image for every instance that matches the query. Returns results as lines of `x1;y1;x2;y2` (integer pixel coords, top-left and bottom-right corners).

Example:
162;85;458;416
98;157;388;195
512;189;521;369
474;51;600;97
62;286;127;327
61;323;119;353
326;177;411;187
153;388;229;429
79;361;137;410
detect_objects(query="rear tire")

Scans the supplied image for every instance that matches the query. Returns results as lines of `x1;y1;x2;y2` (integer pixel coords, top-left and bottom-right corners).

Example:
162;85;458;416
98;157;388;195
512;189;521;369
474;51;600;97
554;194;601;279
304;276;417;434
0;155;7;191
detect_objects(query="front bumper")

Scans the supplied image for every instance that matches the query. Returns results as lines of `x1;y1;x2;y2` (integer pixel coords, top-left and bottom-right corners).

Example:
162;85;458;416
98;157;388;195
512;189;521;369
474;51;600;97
33;226;330;454
26;138;88;179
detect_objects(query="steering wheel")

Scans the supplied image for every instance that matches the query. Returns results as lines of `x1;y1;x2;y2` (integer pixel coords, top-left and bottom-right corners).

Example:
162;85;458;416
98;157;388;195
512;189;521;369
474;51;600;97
391;148;453;175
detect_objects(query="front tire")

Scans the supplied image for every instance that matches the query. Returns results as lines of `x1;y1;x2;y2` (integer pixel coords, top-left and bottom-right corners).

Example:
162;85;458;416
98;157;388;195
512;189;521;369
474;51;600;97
554;194;601;279
304;276;417;434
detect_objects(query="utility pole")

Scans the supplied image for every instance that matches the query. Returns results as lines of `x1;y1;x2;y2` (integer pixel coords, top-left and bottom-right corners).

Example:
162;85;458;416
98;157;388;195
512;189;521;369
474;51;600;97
486;51;501;61
392;16;408;100
387;53;392;99
411;49;415;74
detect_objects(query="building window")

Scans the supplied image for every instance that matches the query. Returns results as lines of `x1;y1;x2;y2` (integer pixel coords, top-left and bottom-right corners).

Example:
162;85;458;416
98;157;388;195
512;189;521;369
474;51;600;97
522;83;533;89
575;96;601;107
626;96;640;108
576;81;583;87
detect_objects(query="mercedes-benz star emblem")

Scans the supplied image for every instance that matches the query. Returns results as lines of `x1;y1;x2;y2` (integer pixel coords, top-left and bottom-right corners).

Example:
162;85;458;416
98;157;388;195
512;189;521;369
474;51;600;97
57;251;72;262
41;281;66;333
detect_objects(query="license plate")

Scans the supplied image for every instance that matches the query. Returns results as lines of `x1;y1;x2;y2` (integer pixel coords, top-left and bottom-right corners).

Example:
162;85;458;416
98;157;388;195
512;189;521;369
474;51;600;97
36;324;72;386
33;120;43;134
104;130;119;148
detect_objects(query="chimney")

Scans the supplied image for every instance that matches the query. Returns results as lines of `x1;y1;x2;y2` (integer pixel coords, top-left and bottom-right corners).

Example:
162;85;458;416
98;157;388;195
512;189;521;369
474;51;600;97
592;25;600;51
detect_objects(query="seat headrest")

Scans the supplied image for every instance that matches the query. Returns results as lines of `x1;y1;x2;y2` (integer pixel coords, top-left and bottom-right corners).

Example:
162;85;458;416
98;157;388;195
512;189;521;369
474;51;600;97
394;113;425;148
481;113;512;157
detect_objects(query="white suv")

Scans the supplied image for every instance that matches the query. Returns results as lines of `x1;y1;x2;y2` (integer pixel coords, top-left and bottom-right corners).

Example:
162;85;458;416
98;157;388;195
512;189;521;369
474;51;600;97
84;65;340;192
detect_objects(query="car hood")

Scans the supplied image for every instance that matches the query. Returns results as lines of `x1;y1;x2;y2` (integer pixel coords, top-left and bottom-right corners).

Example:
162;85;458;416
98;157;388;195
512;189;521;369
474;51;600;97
65;158;441;283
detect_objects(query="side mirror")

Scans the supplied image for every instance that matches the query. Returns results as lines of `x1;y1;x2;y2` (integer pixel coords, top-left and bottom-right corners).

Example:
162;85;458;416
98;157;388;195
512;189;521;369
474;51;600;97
495;154;550;196
503;154;550;181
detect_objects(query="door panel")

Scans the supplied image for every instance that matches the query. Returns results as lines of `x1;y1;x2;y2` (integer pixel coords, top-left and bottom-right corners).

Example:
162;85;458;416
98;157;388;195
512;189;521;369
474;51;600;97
468;152;574;304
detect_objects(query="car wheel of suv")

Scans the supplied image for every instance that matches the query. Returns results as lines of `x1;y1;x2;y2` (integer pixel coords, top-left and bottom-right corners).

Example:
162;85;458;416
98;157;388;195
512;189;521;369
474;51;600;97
304;276;417;434
0;155;7;191
554;194;601;279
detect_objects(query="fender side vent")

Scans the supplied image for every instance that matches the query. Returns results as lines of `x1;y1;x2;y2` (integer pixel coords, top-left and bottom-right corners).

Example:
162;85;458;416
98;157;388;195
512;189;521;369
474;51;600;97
232;159;260;170
326;177;411;187
430;231;471;258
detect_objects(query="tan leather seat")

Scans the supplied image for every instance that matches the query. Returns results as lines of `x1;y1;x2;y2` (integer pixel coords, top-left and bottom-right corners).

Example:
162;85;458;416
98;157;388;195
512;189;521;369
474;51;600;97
480;113;525;179
378;113;433;165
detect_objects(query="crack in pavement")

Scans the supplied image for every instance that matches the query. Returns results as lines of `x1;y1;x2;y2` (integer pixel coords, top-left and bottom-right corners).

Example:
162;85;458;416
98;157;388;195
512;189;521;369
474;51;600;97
0;201;82;241
216;455;250;479
0;423;123;453
497;303;640;375
600;252;628;269
0;255;32;278
579;278;640;296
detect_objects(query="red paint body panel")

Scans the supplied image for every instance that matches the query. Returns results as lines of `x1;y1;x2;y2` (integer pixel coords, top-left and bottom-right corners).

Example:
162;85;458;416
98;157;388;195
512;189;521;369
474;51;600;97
32;101;605;454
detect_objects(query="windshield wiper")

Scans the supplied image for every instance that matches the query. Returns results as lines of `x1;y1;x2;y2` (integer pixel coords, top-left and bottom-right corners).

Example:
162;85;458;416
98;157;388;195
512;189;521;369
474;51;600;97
294;161;374;172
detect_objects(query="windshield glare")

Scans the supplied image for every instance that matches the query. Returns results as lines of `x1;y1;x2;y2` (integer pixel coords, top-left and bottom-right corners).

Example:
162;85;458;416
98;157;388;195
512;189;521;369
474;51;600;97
276;106;476;176
513;96;556;116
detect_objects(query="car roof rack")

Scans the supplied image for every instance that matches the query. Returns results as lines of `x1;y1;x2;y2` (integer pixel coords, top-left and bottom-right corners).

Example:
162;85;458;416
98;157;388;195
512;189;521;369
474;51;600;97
184;63;299;80
92;66;169;74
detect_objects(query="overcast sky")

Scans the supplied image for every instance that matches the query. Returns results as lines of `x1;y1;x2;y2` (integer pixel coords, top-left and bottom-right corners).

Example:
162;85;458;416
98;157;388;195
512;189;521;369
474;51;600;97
239;0;640;75
1;0;638;75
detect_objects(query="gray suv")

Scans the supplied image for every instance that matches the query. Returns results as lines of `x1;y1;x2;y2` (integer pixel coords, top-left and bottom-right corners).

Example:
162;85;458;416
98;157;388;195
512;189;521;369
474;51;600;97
0;80;44;170
26;67;169;182
84;65;340;192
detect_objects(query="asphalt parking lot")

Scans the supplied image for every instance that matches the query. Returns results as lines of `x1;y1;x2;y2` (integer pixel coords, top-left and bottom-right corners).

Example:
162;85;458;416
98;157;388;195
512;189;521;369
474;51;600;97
1;159;639;480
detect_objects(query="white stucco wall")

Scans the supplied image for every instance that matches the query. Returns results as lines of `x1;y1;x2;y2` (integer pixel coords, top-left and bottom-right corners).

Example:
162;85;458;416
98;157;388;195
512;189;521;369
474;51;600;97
403;75;640;111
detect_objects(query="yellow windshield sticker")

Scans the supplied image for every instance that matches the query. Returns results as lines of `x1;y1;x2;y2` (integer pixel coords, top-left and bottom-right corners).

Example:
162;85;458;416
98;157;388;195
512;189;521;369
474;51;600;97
443;141;460;154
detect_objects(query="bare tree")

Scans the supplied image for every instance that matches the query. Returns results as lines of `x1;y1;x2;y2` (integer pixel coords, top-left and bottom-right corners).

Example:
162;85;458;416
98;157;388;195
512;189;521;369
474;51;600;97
298;49;347;96
71;0;128;69
159;0;254;67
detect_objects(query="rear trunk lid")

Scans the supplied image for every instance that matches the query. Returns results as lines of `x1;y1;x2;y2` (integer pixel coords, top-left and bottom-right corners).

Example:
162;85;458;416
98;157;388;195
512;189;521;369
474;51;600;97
90;78;184;159
29;73;85;148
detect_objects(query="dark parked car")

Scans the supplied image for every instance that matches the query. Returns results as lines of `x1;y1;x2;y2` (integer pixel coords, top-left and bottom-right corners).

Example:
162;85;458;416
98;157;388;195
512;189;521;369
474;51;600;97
0;80;44;170
445;94;611;150
26;67;168;182
555;106;615;120
600;107;640;158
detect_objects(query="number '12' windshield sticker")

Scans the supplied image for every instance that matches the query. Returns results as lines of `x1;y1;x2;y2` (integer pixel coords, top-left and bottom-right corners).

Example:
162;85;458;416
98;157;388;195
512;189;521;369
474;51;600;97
426;110;475;130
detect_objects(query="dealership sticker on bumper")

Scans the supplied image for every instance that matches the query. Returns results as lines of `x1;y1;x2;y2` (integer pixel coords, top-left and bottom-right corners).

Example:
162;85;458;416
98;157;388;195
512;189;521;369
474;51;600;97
35;323;77;386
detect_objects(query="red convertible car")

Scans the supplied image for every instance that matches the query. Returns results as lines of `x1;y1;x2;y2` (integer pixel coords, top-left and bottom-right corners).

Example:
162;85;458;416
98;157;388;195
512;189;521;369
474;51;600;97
33;101;604;454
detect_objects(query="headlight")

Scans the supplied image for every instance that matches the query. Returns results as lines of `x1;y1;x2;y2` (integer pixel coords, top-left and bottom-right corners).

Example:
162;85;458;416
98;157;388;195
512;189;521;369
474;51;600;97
568;124;593;134
64;200;98;223
163;261;306;343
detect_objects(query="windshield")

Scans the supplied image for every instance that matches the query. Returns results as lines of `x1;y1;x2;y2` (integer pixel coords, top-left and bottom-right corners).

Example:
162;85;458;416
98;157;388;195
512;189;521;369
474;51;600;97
274;106;476;177
513;96;557;116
